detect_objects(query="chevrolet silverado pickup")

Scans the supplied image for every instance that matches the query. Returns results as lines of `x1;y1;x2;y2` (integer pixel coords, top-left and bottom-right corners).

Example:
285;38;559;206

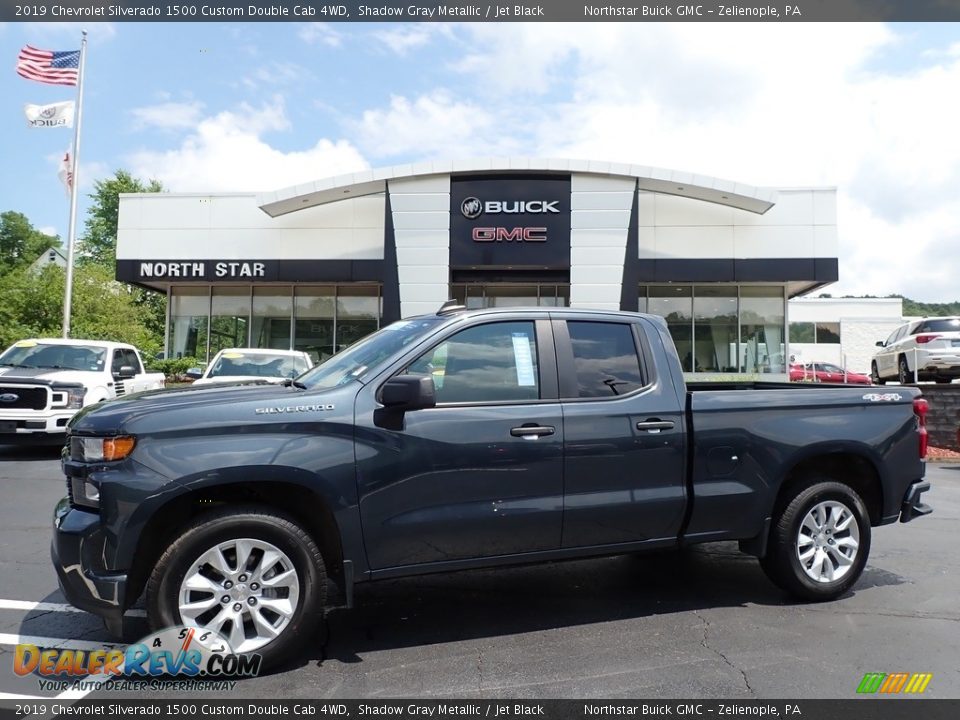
52;305;932;666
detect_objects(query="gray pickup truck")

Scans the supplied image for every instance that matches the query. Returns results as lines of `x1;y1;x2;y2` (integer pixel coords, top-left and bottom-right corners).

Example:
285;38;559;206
53;305;931;666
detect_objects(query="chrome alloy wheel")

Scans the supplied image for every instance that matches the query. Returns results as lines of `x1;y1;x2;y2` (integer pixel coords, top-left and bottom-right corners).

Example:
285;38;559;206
796;500;861;583
178;538;300;654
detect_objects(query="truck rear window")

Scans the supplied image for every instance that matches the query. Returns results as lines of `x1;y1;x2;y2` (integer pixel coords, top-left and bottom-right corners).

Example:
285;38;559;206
567;321;645;398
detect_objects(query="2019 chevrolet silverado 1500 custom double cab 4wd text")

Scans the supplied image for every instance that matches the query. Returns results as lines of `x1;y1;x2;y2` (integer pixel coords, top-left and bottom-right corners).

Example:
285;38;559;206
53;305;932;666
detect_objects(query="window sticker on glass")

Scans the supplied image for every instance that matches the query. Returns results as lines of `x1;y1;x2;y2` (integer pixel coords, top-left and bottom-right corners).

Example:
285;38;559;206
512;333;536;386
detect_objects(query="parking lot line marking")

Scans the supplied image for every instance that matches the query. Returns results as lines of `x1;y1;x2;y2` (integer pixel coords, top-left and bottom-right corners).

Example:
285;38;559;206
0;599;146;618
0;632;120;651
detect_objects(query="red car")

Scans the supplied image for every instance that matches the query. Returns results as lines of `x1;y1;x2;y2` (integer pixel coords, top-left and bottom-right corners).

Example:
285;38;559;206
789;362;872;384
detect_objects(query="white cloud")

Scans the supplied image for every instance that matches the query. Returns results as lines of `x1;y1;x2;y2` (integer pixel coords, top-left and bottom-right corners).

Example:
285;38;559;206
125;98;368;192
130;101;204;131
38;226;58;237
372;26;450;55
299;23;343;47
422;22;960;301
352;91;503;159
241;61;312;90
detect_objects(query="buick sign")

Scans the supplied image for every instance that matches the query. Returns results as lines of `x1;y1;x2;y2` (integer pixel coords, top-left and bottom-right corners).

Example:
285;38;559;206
460;197;560;218
0;393;19;403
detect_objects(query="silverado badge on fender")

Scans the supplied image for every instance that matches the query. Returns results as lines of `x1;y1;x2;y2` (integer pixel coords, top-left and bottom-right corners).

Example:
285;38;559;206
255;404;335;414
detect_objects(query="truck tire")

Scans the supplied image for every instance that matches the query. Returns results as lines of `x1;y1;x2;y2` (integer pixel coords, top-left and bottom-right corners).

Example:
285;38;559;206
898;356;912;384
870;362;885;385
760;479;871;601
146;507;326;669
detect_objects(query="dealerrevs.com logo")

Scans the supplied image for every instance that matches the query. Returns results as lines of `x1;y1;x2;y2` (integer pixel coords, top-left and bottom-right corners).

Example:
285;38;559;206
14;626;262;692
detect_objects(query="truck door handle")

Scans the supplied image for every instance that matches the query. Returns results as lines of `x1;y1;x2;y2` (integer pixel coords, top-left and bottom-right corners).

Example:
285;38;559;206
510;425;555;439
636;420;675;433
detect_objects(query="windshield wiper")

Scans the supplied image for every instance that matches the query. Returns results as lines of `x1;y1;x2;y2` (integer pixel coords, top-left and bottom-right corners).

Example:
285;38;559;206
0;363;36;368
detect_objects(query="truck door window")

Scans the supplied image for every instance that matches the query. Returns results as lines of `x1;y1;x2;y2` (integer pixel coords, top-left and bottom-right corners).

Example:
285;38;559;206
407;322;540;404
566;321;645;398
124;349;143;374
112;350;125;375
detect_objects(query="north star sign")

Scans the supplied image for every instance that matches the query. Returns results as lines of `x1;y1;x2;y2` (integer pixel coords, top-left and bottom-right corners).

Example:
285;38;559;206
137;261;266;279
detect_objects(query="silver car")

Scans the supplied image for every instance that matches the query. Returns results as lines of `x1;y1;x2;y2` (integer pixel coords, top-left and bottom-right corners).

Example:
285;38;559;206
871;317;960;384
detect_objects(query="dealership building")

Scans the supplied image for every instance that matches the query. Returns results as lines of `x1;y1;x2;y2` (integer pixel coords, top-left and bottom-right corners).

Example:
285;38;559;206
116;158;841;376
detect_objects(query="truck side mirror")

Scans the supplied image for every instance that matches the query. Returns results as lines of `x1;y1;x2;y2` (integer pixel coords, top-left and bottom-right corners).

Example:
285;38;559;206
380;375;436;411
116;365;137;380
185;368;203;380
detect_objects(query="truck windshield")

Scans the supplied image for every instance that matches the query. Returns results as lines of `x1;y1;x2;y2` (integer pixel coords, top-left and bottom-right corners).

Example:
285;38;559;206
0;342;107;372
298;317;446;390
207;352;310;379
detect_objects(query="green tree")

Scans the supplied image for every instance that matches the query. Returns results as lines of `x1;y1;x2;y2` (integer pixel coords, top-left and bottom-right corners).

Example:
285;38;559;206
0;264;159;354
79;170;163;267
78;169;166;350
0;211;60;274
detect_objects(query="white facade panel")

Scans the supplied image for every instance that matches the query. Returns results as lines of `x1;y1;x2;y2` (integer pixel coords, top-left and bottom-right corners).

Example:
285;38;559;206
813;190;838;225
570;283;622;309
571;265;627;285
391;211;449;231
571;246;627;266
735;191;814;227
570;210;633;229
814;225;839;259
393;229;449;249
389;193;450;213
734;225;815;258
398;283;450;303
570;228;633;247
570;175;636;193
398;266;451;285
654;194;735;227
638;226;656;260
396;247;449;267
653;226;735;259
636;191;656;227
570;192;635;211
389;175;451;194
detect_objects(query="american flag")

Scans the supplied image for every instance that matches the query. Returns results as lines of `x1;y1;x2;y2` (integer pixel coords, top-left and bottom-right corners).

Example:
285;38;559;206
16;45;80;86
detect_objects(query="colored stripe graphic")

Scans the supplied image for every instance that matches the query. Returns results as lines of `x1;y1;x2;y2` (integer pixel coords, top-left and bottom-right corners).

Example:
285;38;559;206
857;672;932;694
880;672;909;693
857;673;885;693
904;673;933;693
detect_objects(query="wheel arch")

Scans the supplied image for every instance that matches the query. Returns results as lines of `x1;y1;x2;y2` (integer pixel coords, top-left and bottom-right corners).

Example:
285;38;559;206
125;477;345;610
773;449;884;527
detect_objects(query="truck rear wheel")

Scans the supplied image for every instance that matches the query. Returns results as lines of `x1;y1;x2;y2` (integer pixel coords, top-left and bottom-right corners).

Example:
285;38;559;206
146;507;326;669
760;479;871;601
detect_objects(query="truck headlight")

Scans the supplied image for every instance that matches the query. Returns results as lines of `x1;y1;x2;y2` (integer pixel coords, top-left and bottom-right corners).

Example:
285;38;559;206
71;436;136;462
66;387;85;409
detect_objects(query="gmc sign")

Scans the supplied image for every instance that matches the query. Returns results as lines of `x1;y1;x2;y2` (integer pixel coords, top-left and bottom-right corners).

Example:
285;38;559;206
472;227;547;242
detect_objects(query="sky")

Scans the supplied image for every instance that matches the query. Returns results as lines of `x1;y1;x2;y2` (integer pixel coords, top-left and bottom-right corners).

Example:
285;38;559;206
2;20;960;301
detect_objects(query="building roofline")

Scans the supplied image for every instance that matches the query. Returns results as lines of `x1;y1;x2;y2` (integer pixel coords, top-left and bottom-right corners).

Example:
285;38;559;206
255;157;779;218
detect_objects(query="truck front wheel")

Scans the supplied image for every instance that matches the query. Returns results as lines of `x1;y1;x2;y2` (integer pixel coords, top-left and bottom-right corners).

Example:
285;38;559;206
146;507;326;668
760;479;871;601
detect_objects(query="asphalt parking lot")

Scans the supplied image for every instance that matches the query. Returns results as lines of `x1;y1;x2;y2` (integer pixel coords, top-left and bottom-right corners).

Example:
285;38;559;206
0;446;958;701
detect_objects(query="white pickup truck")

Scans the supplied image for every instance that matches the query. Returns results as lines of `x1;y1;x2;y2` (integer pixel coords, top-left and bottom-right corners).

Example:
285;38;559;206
0;338;165;443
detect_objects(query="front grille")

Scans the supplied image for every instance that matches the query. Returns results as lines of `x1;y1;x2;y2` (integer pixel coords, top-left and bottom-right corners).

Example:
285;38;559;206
0;385;48;410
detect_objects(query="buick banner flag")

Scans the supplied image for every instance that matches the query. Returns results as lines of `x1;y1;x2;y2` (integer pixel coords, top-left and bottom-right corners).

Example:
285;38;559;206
24;100;75;129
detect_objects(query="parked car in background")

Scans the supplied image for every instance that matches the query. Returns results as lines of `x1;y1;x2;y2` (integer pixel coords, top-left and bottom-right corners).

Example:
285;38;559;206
0;338;164;443
188;348;313;386
789;362;871;385
871;317;960;384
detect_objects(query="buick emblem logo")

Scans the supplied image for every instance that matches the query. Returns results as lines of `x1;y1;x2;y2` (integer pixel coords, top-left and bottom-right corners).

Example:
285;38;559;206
460;197;482;220
41;107;57;119
0;393;19;403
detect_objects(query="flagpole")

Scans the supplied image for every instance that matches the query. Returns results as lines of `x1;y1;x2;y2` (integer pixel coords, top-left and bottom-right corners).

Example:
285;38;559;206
62;30;86;338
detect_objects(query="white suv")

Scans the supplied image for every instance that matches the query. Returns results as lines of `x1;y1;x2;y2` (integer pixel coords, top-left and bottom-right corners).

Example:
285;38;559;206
871;317;960;384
